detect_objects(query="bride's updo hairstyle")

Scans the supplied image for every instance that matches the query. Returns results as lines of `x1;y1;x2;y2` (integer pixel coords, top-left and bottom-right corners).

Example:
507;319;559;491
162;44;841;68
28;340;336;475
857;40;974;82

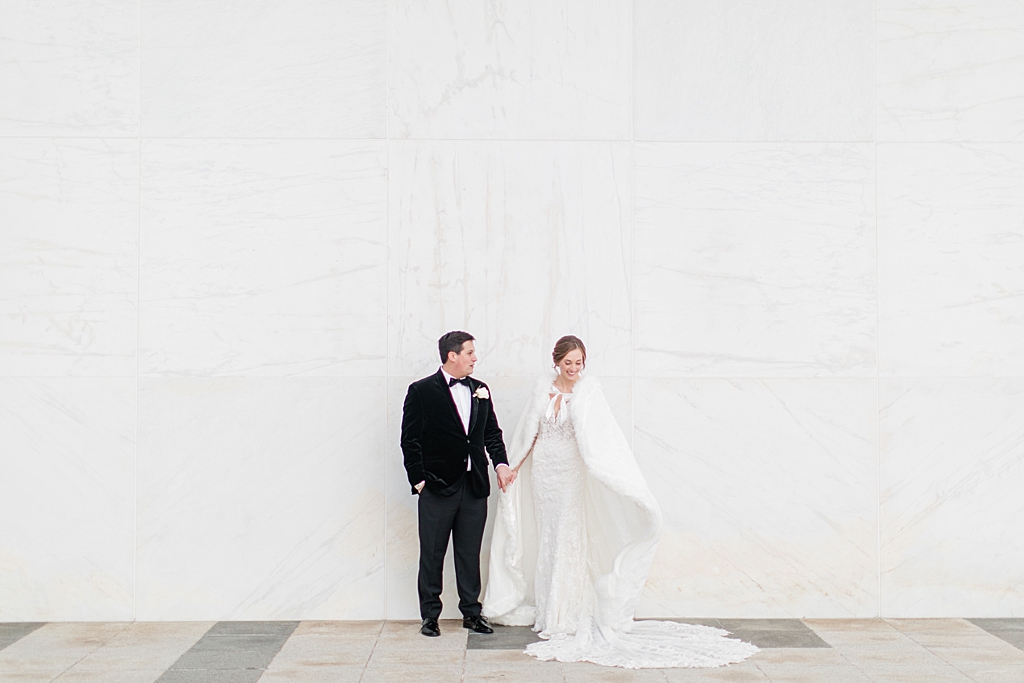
552;335;587;369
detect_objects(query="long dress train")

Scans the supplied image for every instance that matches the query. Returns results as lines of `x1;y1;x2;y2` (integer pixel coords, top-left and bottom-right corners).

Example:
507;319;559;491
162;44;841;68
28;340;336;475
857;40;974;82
483;374;758;669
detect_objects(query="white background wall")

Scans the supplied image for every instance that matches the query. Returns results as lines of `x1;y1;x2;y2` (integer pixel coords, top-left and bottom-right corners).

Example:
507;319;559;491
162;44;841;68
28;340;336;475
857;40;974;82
1;0;1022;622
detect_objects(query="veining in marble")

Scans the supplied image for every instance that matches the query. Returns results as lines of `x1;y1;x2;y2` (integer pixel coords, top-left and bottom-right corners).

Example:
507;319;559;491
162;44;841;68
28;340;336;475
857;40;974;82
877;0;1024;142
388;0;631;139
634;0;874;141
0;379;136;621
135;378;386;620
878;143;1024;377
634;378;878;618
139;139;387;377
141;0;386;138
634;143;876;378
388;141;632;378
0;139;138;376
880;378;1024;617
0;0;139;136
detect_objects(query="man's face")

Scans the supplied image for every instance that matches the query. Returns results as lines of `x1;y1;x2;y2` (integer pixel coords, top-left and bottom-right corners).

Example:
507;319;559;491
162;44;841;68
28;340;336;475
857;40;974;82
448;340;477;378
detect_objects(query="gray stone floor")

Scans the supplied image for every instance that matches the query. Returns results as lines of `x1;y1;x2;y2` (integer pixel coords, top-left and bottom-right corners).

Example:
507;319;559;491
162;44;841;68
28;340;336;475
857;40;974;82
0;619;1021;682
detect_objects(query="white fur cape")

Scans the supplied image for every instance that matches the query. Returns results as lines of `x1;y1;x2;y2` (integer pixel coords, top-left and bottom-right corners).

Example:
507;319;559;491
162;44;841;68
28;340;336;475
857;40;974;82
482;373;663;631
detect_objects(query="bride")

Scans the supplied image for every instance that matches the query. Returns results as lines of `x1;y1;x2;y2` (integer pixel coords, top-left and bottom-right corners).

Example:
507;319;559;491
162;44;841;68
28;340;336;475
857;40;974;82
483;335;758;669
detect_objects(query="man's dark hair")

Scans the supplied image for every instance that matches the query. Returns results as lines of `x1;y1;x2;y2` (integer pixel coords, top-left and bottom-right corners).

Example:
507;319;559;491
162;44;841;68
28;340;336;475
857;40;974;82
438;331;475;364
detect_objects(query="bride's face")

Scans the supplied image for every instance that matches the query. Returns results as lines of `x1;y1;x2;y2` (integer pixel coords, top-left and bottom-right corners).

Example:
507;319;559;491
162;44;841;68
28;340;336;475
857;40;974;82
557;349;584;382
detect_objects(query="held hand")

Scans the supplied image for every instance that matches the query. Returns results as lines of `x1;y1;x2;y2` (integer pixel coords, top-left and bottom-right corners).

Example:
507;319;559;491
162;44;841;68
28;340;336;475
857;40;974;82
415;481;425;493
496;466;514;492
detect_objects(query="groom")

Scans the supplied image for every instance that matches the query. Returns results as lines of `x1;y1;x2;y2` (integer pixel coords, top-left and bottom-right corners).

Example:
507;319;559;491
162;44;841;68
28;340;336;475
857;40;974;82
401;331;514;637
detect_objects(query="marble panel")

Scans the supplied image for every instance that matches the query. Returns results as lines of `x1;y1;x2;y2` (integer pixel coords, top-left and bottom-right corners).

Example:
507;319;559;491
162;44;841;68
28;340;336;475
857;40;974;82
135;377;386;620
139;139;387;377
634;143;876;378
388;0;630;139
0;0;139;136
0;138;138;377
878;143;1024;377
634;378;878;618
877;0;1024;142
388;140;632;378
880;379;1024;616
0;379;135;621
141;0;385;138
634;0;874;141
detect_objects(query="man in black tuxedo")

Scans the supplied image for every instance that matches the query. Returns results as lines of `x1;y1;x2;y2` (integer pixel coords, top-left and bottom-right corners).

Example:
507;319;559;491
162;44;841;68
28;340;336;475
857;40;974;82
401;331;514;637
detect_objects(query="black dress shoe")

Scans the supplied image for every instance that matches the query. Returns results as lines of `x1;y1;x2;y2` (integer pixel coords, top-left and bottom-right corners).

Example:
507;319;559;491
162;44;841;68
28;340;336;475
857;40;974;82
420;618;440;637
463;615;493;634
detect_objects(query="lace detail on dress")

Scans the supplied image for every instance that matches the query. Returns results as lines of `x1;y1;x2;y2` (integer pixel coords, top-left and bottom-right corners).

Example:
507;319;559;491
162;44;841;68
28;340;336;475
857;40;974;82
530;404;592;637
526;388;759;668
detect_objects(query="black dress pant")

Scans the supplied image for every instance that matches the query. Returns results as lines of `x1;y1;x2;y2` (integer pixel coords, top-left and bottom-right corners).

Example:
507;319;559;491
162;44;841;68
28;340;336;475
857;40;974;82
417;478;487;620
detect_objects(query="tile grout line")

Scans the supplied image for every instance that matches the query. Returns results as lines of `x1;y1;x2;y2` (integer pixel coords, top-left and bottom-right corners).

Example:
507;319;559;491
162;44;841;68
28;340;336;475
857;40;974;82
629;0;636;456
51;622;133;682
356;625;383;683
872;0;880;626
133;0;142;624
873;0;883;623
7;135;1024;144
383;0;390;623
900;629;984;683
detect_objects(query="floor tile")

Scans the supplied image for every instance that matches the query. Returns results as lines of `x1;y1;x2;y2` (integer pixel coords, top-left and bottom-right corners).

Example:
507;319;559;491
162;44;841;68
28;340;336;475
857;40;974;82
359;662;463;682
377;620;467;650
858;665;973;683
256;665;366;683
0;623;129;675
55;670;165;683
292;621;383;636
969;619;1024;652
0;674;58;683
68;622;211;671
189;634;288;652
970;619;1024;632
205;622;299;637
563;661;670;681
663;663;767;682
950;663;1024;683
758;666;872;683
265;634;376;668
719;620;808;633
365;645;463;667
0;624;45;652
727;629;829;649
467;662;567;682
749;648;848;665
468;625;542;650
157;670;262;683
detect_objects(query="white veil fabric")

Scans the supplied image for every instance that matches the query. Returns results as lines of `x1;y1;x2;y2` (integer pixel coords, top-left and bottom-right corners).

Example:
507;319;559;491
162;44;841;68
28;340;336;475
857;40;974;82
482;373;759;669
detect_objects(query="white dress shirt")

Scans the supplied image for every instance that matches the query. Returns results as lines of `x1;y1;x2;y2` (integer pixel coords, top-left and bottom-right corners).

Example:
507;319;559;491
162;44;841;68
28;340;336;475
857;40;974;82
441;368;472;471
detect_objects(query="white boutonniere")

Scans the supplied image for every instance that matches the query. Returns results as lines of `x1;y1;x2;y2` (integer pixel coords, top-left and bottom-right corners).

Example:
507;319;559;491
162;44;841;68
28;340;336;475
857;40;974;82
473;387;489;400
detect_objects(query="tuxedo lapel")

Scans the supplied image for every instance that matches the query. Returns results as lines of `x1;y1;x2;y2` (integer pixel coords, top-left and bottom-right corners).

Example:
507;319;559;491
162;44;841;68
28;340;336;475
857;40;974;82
435;370;466;434
467;378;480;435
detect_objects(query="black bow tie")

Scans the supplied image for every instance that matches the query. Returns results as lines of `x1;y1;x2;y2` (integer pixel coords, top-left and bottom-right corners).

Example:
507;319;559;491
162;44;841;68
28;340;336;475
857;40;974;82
448;376;471;387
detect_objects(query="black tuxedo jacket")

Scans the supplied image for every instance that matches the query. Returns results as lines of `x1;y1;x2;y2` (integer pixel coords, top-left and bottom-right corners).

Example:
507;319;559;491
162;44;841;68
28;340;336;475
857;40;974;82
401;370;508;498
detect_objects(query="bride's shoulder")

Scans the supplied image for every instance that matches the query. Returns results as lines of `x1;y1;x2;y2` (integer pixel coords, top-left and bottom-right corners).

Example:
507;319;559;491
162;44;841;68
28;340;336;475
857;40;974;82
532;372;556;392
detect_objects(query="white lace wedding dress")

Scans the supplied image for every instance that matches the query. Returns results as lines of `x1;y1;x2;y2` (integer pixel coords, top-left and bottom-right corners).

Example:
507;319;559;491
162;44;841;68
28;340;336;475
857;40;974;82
483;374;758;669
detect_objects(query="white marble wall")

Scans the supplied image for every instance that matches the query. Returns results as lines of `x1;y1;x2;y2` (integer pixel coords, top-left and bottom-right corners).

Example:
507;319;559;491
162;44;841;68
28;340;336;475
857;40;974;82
1;0;1022;621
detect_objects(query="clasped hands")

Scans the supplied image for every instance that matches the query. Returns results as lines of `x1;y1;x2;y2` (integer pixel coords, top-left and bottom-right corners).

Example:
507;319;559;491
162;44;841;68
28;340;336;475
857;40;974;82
496;464;517;492
414;464;518;494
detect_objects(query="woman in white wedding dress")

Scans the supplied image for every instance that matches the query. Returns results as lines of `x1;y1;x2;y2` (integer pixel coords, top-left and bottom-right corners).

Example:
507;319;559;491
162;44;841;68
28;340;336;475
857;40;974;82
482;336;758;669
